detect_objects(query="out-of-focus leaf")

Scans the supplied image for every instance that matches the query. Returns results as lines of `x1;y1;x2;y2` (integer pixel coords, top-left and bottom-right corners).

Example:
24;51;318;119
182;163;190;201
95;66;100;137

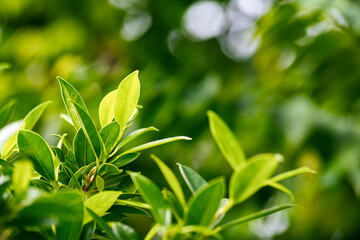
111;222;141;240
31;179;53;192
207;111;246;170
57;77;88;130
185;177;225;226
80;221;95;240
72;102;102;159
152;154;186;207
83;191;122;225
74;128;96;167
216;204;295;231
270;166;316;182
120;136;191;156
12;160;33;195
22;101;52;130
114;71;140;129
99;121;120;156
265;180;295;202
178;163;207;194
130;173;171;226
17;130;55;182
86;208;117;240
99;90;117;128
108;205;150;217
230;157;278;204
0;99;16;128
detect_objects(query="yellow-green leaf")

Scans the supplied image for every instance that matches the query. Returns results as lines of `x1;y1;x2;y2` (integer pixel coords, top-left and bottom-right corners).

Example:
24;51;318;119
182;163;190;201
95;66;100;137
99;90;117;128
13;160;33;195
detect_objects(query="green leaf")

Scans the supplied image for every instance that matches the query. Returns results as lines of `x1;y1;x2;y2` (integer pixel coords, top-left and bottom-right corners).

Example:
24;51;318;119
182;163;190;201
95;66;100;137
72;102;103;159
96;175;105;192
17;130;55;182
83;191;122;225
98;163;122;177
207;110;246;170
86;208;117;240
74;128;96;167
216;204;295;232
162;189;184;221
152;154;186;207
80;221;95;240
99;90;117;128
110;153;140;168
186;177;225;226
229;157;278;204
120;136;191;157
178;163;207;194
111;127;158;156
57;76;88;130
99;121;120;156
12;160;33;195
270;166;316;182
0;99;16;128
114;71;140;129
111;222;141;240
130;173;171;226
265;180;295;202
31;179;53;192
108;205;150;217
22;101;52;130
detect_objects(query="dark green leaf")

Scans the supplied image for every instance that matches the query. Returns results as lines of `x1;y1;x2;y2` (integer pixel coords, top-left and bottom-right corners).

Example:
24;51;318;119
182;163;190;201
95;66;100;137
86;208;117;240
99;121;120;156
186;177;225;226
74;128;96;167
112;222;141;240
110;152;140;168
17;130;55;182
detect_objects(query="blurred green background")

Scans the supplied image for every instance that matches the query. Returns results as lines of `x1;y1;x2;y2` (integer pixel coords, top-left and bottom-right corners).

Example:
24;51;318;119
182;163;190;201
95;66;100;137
1;0;360;239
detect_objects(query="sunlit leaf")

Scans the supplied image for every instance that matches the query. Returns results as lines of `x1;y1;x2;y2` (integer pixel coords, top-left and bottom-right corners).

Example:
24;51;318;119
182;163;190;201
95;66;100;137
99;90;117;128
83;191;122;225
114;71;140;129
270;166;316;182
120;136;191;157
57;76;88;130
264;180;295;202
12;160;33;195
17;130;55;182
230;157;278;204
207;110;246;170
96;175;105;192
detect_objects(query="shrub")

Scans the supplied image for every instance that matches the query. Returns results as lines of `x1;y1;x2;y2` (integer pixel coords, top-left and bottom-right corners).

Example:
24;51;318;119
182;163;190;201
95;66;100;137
0;71;314;239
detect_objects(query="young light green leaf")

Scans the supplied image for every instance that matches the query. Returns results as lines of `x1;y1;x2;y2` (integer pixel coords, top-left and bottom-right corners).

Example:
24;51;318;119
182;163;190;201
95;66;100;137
74;128;96;167
83;191;122;225
111;127;158;157
22;101;52;130
186;177;225;226
96;175;105;192
144;224;160;240
130;173;171;226
114;71;140;129
12;160;33;195
216;204;295;232
178;163;207;194
72;102;103;159
100;121;120;156
207;110;246;170
120;136;191;157
270;167;317;182
264;180;295;202
86;208;117;240
111;222;141;240
57;76;88;130
99;90;117;128
152;154;186;207
17;130;55;182
230;157;278;204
